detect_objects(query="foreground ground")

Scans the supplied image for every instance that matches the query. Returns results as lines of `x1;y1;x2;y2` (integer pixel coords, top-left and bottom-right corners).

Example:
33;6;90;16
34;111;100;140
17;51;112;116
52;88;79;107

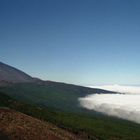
0;108;82;140
1;91;140;140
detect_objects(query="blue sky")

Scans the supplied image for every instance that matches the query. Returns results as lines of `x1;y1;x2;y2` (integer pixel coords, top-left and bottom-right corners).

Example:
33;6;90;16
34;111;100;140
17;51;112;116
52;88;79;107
1;0;140;85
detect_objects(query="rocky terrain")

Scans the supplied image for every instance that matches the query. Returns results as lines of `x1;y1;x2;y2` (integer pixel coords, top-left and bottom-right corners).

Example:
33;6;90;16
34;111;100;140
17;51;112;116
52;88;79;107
0;108;82;140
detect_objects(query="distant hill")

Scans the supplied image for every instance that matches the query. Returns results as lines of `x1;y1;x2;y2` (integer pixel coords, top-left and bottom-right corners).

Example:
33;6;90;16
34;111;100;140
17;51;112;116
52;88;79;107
0;62;35;83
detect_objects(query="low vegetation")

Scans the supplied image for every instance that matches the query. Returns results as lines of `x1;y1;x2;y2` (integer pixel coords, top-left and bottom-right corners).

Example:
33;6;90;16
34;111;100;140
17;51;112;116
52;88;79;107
0;82;113;113
0;92;140;140
0;108;81;140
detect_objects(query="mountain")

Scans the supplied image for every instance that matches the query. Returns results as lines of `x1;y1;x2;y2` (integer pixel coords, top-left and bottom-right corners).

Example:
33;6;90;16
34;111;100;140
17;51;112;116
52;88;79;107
1;62;140;140
0;62;35;83
0;61;114;113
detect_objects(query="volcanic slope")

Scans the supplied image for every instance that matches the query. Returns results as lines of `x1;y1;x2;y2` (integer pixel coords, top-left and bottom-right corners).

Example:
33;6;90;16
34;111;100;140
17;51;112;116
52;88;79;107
0;108;82;140
0;62;35;83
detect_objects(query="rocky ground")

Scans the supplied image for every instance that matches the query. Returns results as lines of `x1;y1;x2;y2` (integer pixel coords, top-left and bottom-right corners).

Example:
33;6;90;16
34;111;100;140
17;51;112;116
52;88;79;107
0;108;82;140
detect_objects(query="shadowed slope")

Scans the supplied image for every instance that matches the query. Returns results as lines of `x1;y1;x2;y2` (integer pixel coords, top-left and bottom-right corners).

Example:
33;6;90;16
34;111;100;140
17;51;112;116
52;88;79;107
0;62;35;83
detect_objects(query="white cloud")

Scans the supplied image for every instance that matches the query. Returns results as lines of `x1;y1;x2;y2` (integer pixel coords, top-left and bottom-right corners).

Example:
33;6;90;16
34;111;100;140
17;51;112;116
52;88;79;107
89;84;140;94
79;85;140;124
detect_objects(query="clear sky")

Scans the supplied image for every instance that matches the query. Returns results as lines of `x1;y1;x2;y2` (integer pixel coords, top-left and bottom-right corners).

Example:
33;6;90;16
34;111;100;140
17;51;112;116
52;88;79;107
1;0;140;86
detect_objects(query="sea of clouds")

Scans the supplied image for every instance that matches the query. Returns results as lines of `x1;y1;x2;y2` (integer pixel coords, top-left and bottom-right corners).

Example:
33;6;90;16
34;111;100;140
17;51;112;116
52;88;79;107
79;85;140;124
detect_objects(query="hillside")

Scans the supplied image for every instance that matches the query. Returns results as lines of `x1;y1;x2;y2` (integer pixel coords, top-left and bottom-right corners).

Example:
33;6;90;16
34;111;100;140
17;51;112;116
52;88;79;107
0;62;114;112
0;62;35;83
0;82;114;113
1;62;140;140
0;108;82;140
1;92;140;140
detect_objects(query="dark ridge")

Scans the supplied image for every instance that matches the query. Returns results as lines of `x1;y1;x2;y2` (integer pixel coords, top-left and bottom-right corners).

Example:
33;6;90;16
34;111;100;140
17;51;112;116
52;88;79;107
0;62;35;83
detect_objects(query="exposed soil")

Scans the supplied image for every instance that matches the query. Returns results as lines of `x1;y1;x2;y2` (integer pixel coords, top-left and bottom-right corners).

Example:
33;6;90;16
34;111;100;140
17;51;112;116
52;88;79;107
0;108;82;140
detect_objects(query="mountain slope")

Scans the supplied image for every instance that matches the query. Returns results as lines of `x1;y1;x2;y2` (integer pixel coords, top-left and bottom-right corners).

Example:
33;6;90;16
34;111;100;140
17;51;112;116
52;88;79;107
1;91;140;140
0;108;82;140
0;62;114;113
0;62;35;83
0;82;114;113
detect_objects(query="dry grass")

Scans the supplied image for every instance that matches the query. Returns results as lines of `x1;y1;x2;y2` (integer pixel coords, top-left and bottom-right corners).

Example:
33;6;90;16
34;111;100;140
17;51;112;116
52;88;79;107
0;108;82;140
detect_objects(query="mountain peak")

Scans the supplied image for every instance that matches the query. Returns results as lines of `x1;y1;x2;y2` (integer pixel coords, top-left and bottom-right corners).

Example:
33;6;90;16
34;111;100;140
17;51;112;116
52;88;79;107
0;62;35;83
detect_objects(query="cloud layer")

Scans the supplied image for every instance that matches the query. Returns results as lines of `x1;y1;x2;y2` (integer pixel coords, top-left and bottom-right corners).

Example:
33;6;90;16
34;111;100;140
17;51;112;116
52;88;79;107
79;85;140;124
90;84;140;94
